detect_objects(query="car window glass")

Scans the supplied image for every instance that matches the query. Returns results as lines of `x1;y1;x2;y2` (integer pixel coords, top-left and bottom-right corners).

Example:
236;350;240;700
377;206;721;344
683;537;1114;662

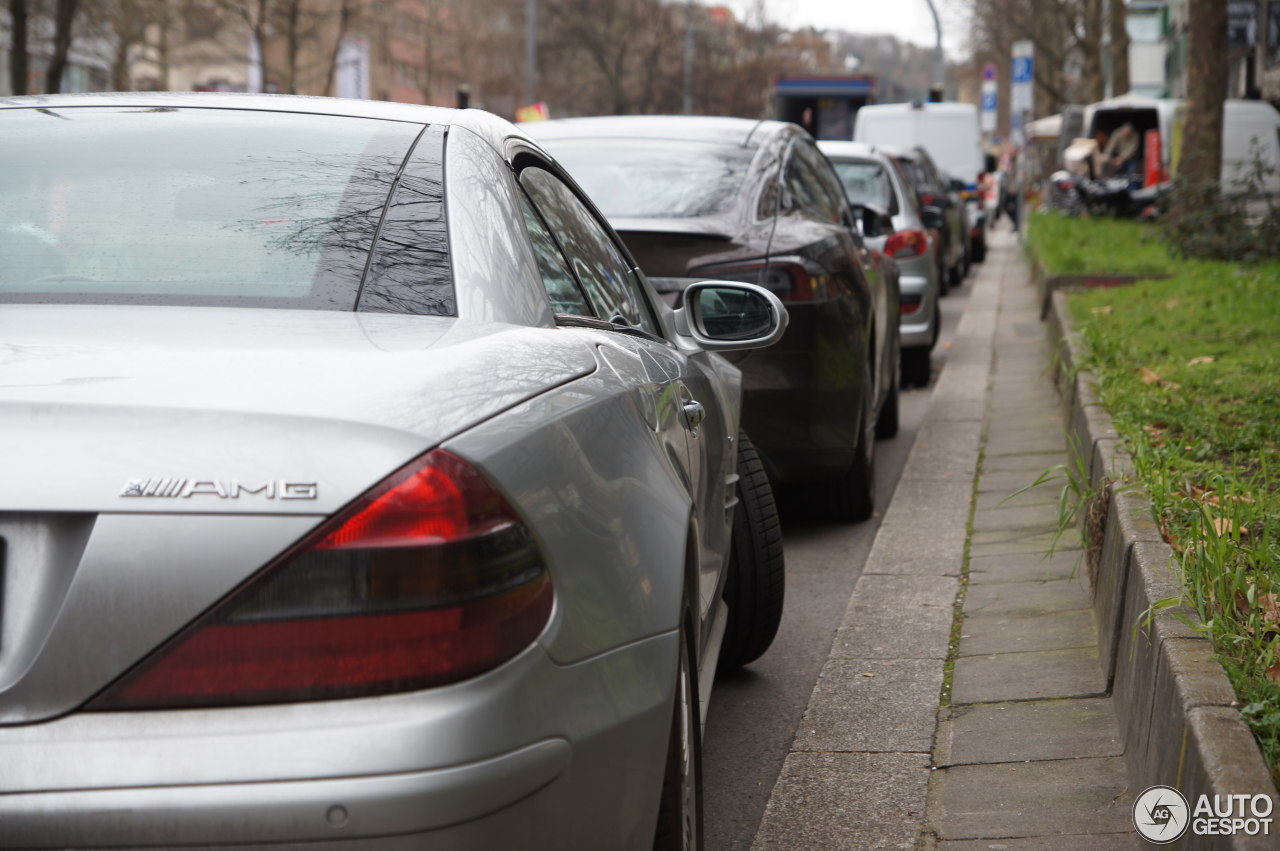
831;160;898;216
519;167;659;335
534;138;753;218
796;142;852;224
515;188;591;316
784;145;841;223
360;124;454;315
0;107;423;310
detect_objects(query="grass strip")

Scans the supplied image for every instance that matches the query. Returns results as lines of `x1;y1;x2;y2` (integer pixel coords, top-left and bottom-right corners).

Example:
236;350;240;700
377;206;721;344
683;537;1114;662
1026;212;1174;276
1030;212;1280;784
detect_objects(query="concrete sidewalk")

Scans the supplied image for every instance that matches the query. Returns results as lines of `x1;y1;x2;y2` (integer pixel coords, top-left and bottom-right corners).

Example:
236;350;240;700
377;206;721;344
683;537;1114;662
751;225;1139;849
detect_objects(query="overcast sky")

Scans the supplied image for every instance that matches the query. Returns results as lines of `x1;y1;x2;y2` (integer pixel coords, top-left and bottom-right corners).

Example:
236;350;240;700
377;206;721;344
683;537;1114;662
716;0;971;57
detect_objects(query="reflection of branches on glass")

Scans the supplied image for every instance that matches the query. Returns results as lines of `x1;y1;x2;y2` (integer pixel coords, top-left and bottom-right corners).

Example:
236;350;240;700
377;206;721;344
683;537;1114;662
361;127;454;317
231;150;404;294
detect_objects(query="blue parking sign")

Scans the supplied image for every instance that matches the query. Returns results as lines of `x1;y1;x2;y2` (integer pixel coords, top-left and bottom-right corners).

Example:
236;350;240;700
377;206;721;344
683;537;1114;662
981;92;997;111
1012;56;1033;84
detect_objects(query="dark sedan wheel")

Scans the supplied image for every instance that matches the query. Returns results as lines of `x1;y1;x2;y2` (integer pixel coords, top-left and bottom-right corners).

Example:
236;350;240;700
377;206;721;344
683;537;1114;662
875;360;900;439
902;346;932;388
653;608;703;851
719;432;785;669
971;234;987;263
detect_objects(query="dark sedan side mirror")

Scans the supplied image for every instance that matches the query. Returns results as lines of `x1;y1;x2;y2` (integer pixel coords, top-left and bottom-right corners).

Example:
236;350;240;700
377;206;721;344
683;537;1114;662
852;203;894;239
673;281;789;351
920;205;946;231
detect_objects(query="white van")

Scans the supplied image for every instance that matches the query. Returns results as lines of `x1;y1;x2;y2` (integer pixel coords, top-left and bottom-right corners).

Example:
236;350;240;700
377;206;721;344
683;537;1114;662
1075;95;1280;194
853;101;985;189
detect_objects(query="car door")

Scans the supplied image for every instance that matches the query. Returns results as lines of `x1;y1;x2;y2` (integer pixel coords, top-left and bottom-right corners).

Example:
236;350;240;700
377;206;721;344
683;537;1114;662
515;161;734;633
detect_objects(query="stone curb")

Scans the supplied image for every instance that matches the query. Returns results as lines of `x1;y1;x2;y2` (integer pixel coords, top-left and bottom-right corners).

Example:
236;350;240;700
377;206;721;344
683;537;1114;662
1046;288;1277;848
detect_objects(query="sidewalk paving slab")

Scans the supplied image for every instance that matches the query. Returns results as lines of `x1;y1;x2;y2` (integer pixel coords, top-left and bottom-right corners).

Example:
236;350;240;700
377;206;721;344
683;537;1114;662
957;609;1097;657
964;579;1090;617
794;659;943;753
951;644;1105;705
967;550;1084;584
928;757;1133;840
938;698;1124;765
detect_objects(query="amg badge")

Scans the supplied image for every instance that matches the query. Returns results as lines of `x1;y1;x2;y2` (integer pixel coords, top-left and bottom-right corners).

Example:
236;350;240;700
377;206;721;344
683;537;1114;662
120;478;318;500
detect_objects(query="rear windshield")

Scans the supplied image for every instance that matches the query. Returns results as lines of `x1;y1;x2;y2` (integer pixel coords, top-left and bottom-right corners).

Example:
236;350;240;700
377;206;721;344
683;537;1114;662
542;138;753;218
0;107;431;310
831;160;898;215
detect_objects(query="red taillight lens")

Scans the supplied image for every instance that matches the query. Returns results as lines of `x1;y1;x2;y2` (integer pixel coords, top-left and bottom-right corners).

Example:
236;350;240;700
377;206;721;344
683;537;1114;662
884;229;929;259
692;258;821;302
900;294;924;316
89;450;552;710
920;193;936;206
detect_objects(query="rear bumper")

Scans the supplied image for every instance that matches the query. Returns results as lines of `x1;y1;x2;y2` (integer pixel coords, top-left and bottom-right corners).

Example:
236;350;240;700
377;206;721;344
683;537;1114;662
896;274;935;349
0;634;676;850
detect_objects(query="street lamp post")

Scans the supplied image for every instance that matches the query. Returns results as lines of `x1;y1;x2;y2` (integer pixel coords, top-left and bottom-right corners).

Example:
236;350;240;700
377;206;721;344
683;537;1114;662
923;0;944;97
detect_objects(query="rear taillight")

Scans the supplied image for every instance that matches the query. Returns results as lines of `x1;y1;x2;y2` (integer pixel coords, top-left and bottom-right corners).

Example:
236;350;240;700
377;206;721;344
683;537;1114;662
89;450;552;710
885;229;929;260
920;193;936;206
692;258;825;302
900;294;924;316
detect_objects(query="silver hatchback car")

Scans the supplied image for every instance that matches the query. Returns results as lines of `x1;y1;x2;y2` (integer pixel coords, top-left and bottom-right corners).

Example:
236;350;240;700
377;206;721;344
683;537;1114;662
0;93;789;850
819;140;941;386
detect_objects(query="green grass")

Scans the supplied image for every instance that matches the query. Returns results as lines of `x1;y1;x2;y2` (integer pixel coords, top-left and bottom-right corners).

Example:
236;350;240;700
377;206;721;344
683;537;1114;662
1026;211;1175;276
1058;240;1280;782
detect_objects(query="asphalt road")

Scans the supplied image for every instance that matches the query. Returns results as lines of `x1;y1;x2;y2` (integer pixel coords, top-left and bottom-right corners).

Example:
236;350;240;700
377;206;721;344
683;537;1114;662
702;278;974;850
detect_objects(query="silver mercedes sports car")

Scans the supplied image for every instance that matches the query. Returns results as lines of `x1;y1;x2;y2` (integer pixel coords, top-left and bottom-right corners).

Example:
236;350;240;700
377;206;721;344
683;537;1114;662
0;93;788;850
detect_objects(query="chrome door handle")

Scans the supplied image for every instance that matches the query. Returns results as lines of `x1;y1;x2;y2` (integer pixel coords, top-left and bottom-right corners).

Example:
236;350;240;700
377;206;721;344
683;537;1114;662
682;400;706;429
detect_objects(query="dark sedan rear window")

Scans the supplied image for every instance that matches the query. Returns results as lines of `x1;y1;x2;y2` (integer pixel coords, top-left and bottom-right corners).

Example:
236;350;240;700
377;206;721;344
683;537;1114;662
0;107;438;311
543;138;753;218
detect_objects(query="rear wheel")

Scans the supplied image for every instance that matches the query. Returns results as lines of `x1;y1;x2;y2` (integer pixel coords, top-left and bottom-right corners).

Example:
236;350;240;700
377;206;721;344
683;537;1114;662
875;360;900;439
902;346;931;388
971;233;987;263
653;608;703;851
718;432;785;670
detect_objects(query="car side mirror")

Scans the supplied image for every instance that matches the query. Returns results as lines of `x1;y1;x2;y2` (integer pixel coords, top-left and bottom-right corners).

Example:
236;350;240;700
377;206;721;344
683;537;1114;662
920;205;945;231
853;203;894;238
673;281;789;352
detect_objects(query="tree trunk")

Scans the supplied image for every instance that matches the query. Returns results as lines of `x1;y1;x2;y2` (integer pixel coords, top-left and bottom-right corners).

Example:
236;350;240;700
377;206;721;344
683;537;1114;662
1108;0;1129;96
1081;0;1105;102
44;0;79;93
322;0;355;97
285;0;301;94
1181;0;1227;187
8;0;29;95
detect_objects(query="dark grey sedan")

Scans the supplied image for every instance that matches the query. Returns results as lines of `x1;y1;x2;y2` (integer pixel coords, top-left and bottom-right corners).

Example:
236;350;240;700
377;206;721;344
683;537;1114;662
528;116;900;521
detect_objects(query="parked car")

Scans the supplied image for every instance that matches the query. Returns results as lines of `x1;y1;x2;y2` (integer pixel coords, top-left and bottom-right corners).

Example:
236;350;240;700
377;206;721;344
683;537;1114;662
879;145;968;294
528;116;900;521
854;100;988;265
819;140;941;387
0;93;791;850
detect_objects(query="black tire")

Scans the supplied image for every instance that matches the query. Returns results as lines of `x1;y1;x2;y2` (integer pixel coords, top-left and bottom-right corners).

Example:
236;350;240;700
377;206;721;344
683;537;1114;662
948;257;964;291
902;346;931;388
718;432;785;670
875;359;900;439
937;259;951;297
653;608;703;851
971;234;987;264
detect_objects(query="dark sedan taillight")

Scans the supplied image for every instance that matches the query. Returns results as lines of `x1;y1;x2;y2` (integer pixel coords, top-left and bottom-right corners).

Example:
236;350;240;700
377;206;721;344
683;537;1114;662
691;258;826;302
885;229;929;260
89;450;552;710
